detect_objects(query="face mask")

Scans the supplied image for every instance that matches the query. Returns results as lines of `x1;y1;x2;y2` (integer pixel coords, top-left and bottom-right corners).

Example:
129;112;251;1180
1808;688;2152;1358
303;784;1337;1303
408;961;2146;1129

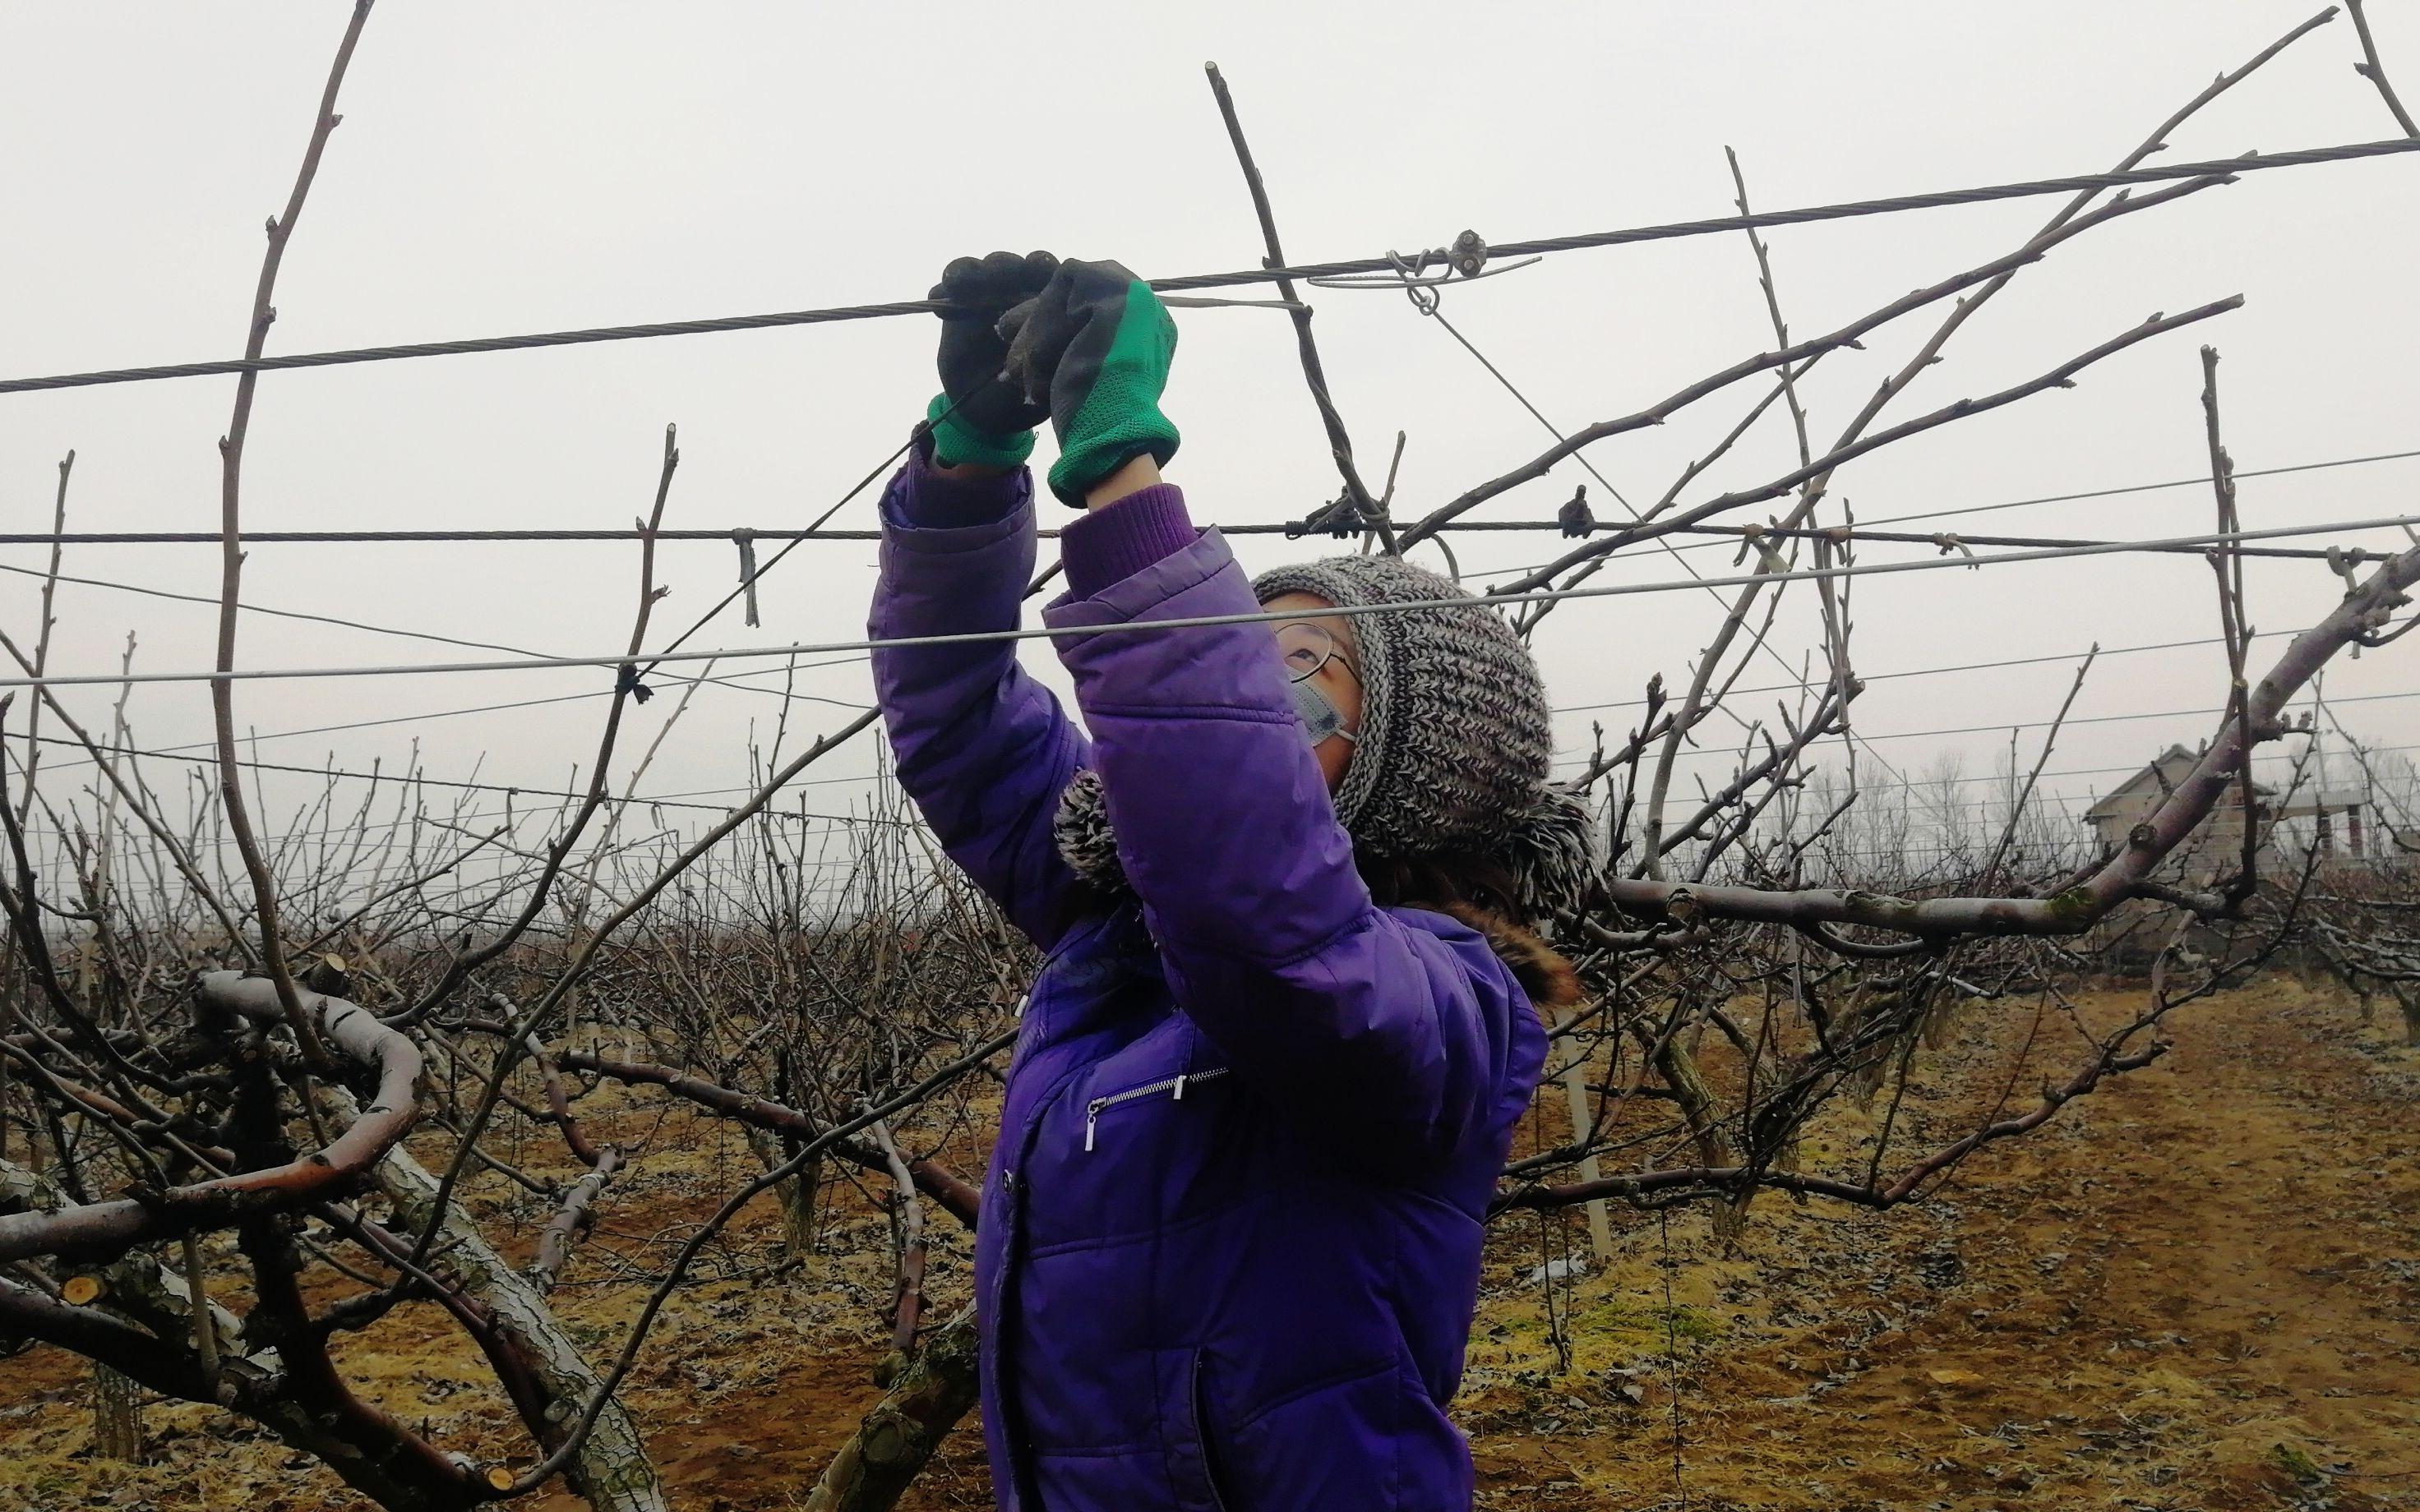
1290;678;1358;749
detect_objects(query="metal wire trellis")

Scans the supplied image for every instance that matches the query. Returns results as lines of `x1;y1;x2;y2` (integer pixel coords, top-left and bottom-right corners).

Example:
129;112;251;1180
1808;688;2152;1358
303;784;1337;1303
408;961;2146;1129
6;513;2412;690
10;443;2418;550
4;137;2418;396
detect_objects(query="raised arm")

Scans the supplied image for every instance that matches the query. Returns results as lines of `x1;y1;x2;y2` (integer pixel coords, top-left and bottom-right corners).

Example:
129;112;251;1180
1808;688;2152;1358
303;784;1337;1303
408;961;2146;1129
1044;516;1538;1171
870;461;1092;949
1015;260;1541;1171
867;251;1092;949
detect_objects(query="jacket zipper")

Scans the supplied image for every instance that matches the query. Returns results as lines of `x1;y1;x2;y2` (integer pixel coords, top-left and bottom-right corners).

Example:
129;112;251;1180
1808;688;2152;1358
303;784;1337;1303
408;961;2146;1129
1083;1066;1229;1151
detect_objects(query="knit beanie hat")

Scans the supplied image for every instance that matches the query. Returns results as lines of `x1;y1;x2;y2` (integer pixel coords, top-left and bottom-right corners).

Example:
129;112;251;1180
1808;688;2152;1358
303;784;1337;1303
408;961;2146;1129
1052;552;1600;919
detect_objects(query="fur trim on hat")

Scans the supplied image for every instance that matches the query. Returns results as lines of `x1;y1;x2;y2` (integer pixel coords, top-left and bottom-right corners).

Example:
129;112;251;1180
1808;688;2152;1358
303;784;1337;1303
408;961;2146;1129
1435;901;1583;1011
1050;550;1604;920
1051;767;1122;898
1051;766;1600;920
1049;768;1583;1009
1495;781;1602;920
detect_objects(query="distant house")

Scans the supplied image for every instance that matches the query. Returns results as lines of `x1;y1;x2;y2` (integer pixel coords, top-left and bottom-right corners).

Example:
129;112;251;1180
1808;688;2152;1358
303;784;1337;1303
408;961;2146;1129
2084;743;2376;869
2083;744;2265;869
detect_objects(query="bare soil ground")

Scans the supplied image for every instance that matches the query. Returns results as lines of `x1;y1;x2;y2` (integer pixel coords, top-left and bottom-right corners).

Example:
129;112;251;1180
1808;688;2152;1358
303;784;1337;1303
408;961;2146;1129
0;976;2412;1511
1461;976;2420;1512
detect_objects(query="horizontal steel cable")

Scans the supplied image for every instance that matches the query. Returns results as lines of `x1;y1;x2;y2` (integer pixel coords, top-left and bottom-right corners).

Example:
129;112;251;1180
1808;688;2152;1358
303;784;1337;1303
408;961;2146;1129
32;625;2323;809
7;443;2412;548
23;728;2404;849
5;138;2418;396
7;730;880;822
1554;625;2307;715
2;514;2412;689
1552;685;2420;765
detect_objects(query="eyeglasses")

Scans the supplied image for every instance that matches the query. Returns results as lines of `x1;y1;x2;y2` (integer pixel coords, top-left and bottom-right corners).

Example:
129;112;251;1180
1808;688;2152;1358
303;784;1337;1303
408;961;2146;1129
1274;622;1356;685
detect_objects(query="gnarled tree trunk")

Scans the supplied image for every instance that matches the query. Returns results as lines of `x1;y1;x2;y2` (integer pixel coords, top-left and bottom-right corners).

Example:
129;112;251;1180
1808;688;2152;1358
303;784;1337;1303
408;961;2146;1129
352;1101;667;1512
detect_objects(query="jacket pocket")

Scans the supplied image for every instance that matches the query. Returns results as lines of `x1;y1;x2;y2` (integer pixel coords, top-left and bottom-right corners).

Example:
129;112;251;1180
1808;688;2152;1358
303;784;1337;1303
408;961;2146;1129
1158;1346;1231;1512
1082;1065;1230;1151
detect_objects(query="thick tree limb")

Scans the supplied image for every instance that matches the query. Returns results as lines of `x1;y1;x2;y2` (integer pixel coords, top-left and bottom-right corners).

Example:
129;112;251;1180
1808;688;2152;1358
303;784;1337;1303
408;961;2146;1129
529;1145;621;1295
362;1112;663;1512
0;973;418;1264
803;1307;980;1512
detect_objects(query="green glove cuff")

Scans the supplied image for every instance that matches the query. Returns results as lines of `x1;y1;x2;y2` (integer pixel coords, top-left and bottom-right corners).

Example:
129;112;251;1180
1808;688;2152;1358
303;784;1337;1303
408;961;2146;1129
1046;282;1182;505
926;393;1035;471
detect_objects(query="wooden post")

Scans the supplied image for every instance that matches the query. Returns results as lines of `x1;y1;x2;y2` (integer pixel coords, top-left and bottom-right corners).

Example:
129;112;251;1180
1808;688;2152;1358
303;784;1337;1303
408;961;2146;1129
1554;1037;1614;1263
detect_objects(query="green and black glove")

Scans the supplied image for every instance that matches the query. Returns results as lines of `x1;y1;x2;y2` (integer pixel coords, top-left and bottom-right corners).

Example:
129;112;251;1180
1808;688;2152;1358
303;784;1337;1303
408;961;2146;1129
996;259;1180;505
926;250;1060;469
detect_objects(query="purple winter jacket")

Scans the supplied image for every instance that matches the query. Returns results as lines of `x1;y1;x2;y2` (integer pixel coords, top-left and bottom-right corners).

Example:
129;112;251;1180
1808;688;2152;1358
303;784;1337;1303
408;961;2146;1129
868;459;1547;1511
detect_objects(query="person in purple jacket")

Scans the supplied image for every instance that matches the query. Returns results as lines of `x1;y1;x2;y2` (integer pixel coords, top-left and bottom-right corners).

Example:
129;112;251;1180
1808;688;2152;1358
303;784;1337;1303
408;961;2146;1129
868;251;1599;1510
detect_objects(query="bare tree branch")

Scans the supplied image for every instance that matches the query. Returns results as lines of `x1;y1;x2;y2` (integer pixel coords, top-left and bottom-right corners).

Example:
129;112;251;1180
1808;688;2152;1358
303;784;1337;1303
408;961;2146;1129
2349;0;2420;136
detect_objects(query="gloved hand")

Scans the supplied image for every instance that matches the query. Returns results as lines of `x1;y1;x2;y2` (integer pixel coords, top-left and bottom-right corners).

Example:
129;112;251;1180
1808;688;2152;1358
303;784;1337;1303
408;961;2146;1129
926;250;1060;469
996;258;1180;505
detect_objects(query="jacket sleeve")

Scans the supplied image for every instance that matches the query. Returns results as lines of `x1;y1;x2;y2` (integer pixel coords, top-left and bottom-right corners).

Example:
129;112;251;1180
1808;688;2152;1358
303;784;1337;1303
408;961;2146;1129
1042;523;1540;1170
868;463;1093;950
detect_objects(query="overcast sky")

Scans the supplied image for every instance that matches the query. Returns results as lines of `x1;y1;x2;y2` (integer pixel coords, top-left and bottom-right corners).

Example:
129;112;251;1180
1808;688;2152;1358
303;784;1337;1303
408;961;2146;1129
5;2;2418;892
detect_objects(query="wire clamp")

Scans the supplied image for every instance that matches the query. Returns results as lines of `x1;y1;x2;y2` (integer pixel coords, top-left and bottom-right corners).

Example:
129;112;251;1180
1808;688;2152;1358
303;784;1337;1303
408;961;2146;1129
1448;228;1489;279
1286;489;1369;539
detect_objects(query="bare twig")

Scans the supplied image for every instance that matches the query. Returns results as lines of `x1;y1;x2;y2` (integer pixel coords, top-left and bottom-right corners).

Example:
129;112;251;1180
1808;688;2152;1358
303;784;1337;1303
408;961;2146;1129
403;708;881;1275
13;453;73;829
1203;62;1392;551
866;1115;927;1363
399;423;682;1025
0;629;253;959
1400;172;2233;553
547;1044;980;1224
505;1026;1018;1499
1491;297;2244;595
1978;646;2099;889
2349;0;2420;136
2203;346;2263;906
209;0;375;1065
